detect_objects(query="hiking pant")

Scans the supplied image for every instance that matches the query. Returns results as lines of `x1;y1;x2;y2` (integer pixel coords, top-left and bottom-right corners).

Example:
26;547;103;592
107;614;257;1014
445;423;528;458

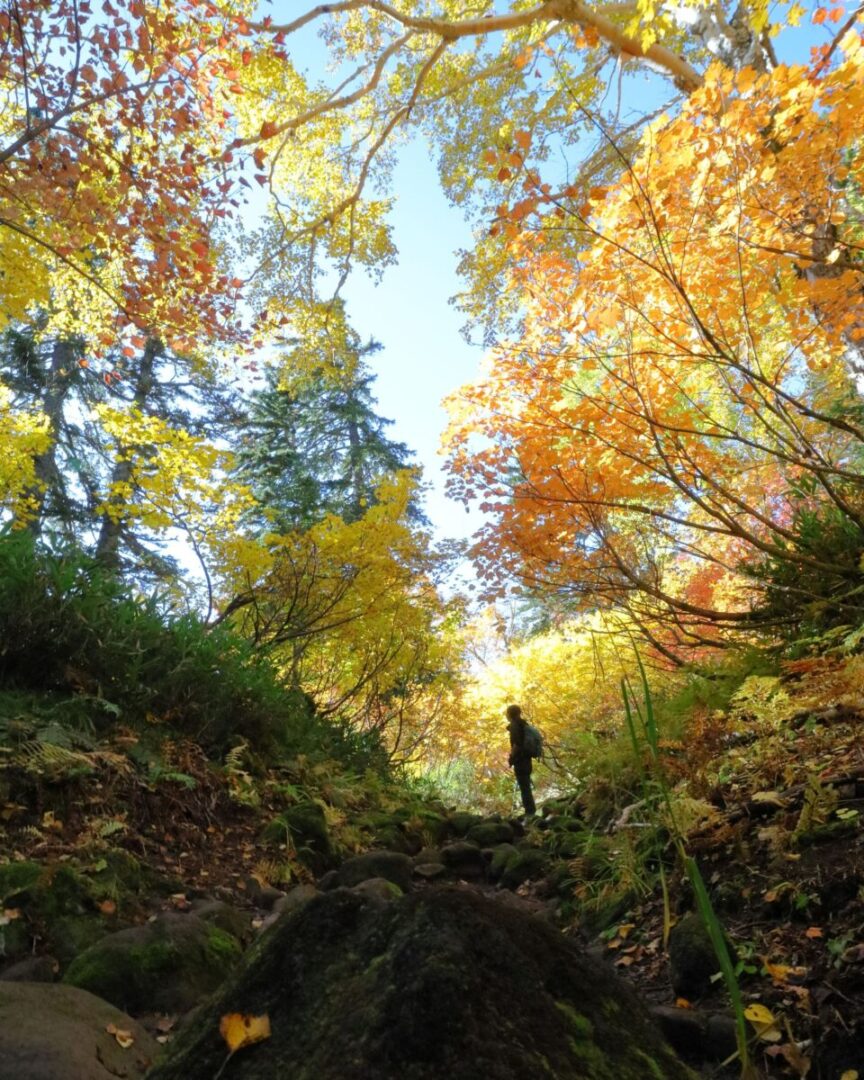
513;761;536;816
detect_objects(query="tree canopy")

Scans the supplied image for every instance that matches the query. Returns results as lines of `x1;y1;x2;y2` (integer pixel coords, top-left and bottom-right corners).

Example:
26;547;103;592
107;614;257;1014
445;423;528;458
0;0;863;750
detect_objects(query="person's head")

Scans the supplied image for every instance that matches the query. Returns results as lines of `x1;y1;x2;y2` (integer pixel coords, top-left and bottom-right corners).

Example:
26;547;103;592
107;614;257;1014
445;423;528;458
506;704;522;723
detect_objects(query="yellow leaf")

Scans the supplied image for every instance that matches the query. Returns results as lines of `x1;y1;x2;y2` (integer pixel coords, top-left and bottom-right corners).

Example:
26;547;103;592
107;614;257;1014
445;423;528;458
219;1013;271;1054
840;1071;858;1080
106;1023;135;1049
744;1003;782;1042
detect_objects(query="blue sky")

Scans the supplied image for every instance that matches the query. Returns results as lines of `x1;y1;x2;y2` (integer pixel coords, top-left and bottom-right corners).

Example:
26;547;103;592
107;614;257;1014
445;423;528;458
337;139;486;545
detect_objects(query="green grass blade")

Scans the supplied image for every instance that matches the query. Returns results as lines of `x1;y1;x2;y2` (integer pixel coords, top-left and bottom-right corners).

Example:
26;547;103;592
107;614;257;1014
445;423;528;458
685;856;751;1077
621;679;646;781
635;650;659;759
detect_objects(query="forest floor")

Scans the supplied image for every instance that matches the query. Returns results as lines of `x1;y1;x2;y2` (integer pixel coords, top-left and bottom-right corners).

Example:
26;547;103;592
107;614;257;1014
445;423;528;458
3;659;864;1079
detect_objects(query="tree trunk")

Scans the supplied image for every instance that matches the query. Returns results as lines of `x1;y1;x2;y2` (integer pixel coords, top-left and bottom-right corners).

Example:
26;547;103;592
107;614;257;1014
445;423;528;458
94;338;159;569
23;338;76;536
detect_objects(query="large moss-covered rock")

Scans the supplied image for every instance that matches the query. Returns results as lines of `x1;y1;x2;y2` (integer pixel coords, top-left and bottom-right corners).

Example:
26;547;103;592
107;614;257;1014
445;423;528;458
337;851;414;893
440;841;484;879
0;954;58;982
63;912;242;1014
262;801;333;871
414;808;450;845
147;887;694;1080
0;851;172;966
447;811;484;837
668;913;733;1000
466;821;515;847
496;846;549;890
0;860;107;963
0;982;157;1079
488;843;519;883
356;810;423;855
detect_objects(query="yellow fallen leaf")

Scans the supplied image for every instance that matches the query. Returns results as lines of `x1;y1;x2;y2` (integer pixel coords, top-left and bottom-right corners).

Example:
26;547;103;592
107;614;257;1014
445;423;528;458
745;1003;782;1042
761;957;807;984
105;1023;134;1049
840;1072;858;1080
219;1013;271;1054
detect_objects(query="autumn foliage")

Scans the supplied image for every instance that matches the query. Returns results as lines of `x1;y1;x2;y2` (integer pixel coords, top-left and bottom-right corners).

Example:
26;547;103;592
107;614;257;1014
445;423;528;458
446;34;864;658
0;0;250;348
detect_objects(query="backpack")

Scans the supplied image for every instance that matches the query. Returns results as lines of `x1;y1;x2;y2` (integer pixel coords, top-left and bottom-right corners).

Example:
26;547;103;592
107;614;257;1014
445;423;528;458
523;722;544;760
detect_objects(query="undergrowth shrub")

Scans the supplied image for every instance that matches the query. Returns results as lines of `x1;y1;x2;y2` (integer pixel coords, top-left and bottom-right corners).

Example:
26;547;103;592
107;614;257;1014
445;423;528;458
0;531;351;758
747;490;864;648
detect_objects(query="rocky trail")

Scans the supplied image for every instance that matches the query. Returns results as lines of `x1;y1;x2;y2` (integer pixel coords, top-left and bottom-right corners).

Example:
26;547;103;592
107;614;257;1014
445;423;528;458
3;697;864;1080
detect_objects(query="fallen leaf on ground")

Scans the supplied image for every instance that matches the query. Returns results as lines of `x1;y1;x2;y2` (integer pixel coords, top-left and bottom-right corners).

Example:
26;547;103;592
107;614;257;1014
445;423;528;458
105;1023;134;1049
766;1041;811;1077
745;1002;782;1042
761;957;807;984
219;1012;271;1053
752;791;787;807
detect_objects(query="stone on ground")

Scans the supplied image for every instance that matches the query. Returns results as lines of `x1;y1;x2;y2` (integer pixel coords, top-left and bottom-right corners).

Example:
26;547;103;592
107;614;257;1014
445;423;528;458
0;982;156;1079
668;912;733;1000
440;841;484;878
62;912;242;1014
465;821;515;847
336;851;414;892
147;886;695;1080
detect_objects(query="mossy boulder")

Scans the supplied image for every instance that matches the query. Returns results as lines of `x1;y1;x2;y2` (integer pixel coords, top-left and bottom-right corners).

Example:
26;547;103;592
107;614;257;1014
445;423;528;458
337;851;414;893
263;801;333;871
466;821;515;847
414;809;450;845
356;810;423;855
350;877;403;903
488;843;519;883
0;860;108;964
0;954;58;982
63;912;242;1015
668;913;734;1000
191;900;253;943
147;886;695;1080
496;846;549;890
447;811;484;837
0;981;157;1079
440;841;485;879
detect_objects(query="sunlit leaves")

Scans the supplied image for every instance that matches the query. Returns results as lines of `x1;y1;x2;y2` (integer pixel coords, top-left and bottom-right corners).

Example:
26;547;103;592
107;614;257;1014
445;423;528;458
0;382;50;519
219;1012;271;1054
444;37;864;651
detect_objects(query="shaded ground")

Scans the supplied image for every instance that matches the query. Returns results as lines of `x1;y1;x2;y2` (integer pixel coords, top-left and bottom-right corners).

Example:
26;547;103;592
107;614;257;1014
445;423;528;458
3;658;864;1078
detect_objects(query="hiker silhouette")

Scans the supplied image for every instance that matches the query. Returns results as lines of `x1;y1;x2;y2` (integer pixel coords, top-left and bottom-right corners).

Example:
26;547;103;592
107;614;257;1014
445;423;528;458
506;704;536;817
